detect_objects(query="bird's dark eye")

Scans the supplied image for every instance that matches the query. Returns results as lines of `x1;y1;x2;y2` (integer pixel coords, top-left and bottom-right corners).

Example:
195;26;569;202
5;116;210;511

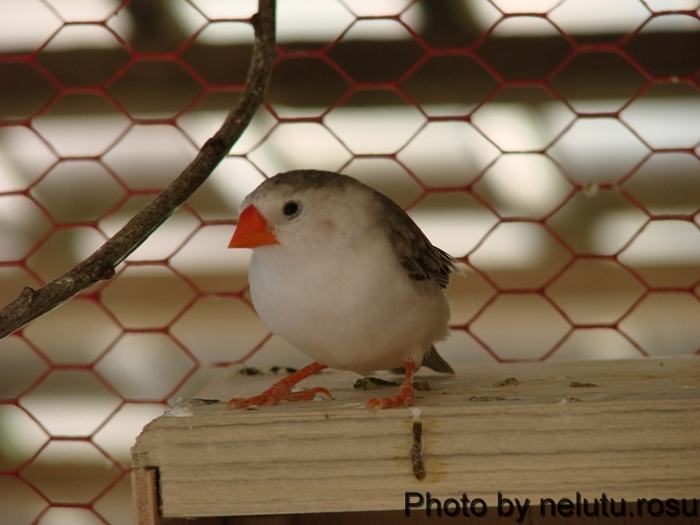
282;201;301;218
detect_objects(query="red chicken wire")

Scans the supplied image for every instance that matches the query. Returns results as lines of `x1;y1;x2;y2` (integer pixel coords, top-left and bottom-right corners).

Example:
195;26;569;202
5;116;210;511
1;1;700;523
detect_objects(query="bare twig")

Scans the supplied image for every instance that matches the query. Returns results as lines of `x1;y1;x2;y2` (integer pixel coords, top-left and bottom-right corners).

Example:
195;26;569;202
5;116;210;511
0;0;276;340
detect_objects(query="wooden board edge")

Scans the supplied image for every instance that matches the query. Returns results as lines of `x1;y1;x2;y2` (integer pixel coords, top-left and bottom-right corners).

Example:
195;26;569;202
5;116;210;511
131;467;161;525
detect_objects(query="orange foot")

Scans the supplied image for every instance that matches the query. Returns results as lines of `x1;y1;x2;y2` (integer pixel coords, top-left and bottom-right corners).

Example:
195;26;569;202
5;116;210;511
227;385;332;408
227;361;331;409
366;359;416;410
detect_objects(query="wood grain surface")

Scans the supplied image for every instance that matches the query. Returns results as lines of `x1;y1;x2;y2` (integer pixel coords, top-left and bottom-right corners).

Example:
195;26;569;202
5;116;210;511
131;356;700;521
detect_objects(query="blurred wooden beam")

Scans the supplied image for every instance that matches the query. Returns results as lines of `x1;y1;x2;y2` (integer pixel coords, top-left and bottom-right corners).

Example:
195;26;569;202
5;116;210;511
2;32;697;117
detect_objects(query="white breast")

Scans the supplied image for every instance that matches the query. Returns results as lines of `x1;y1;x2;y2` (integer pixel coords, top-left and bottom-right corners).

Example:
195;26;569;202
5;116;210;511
248;235;449;375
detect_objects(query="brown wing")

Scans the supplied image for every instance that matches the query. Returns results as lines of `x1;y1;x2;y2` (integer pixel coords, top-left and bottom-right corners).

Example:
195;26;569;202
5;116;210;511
374;192;457;289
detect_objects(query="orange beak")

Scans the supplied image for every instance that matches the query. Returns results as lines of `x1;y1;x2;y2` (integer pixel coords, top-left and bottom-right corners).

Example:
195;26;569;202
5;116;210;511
229;205;278;248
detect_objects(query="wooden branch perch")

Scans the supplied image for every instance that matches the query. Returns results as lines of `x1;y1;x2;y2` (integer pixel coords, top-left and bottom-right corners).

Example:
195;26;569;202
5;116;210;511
0;0;276;340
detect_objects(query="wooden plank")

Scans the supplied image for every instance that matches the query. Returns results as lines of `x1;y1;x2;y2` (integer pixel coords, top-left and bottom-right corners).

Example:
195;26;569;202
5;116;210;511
131;468;160;525
131;356;700;519
225;508;700;525
131;467;231;525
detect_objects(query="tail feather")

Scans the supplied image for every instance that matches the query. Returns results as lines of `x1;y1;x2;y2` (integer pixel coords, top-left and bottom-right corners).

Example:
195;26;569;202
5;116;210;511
421;345;455;374
391;346;455;375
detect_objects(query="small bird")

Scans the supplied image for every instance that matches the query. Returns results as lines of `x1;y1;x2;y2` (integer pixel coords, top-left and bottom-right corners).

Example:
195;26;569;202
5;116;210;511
227;170;456;410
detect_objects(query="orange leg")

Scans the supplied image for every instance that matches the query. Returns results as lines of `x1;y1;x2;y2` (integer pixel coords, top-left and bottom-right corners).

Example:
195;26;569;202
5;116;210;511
366;359;416;410
228;361;331;409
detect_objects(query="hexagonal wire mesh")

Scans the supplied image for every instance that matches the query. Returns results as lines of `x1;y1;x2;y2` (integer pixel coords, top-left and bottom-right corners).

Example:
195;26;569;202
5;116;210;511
1;0;700;523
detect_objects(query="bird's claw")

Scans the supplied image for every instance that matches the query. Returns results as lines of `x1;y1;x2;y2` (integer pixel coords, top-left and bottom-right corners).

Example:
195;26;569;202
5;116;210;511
228;386;332;409
366;382;414;411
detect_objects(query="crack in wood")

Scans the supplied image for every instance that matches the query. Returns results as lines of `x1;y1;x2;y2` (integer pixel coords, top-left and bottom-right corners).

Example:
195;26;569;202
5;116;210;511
411;420;425;481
